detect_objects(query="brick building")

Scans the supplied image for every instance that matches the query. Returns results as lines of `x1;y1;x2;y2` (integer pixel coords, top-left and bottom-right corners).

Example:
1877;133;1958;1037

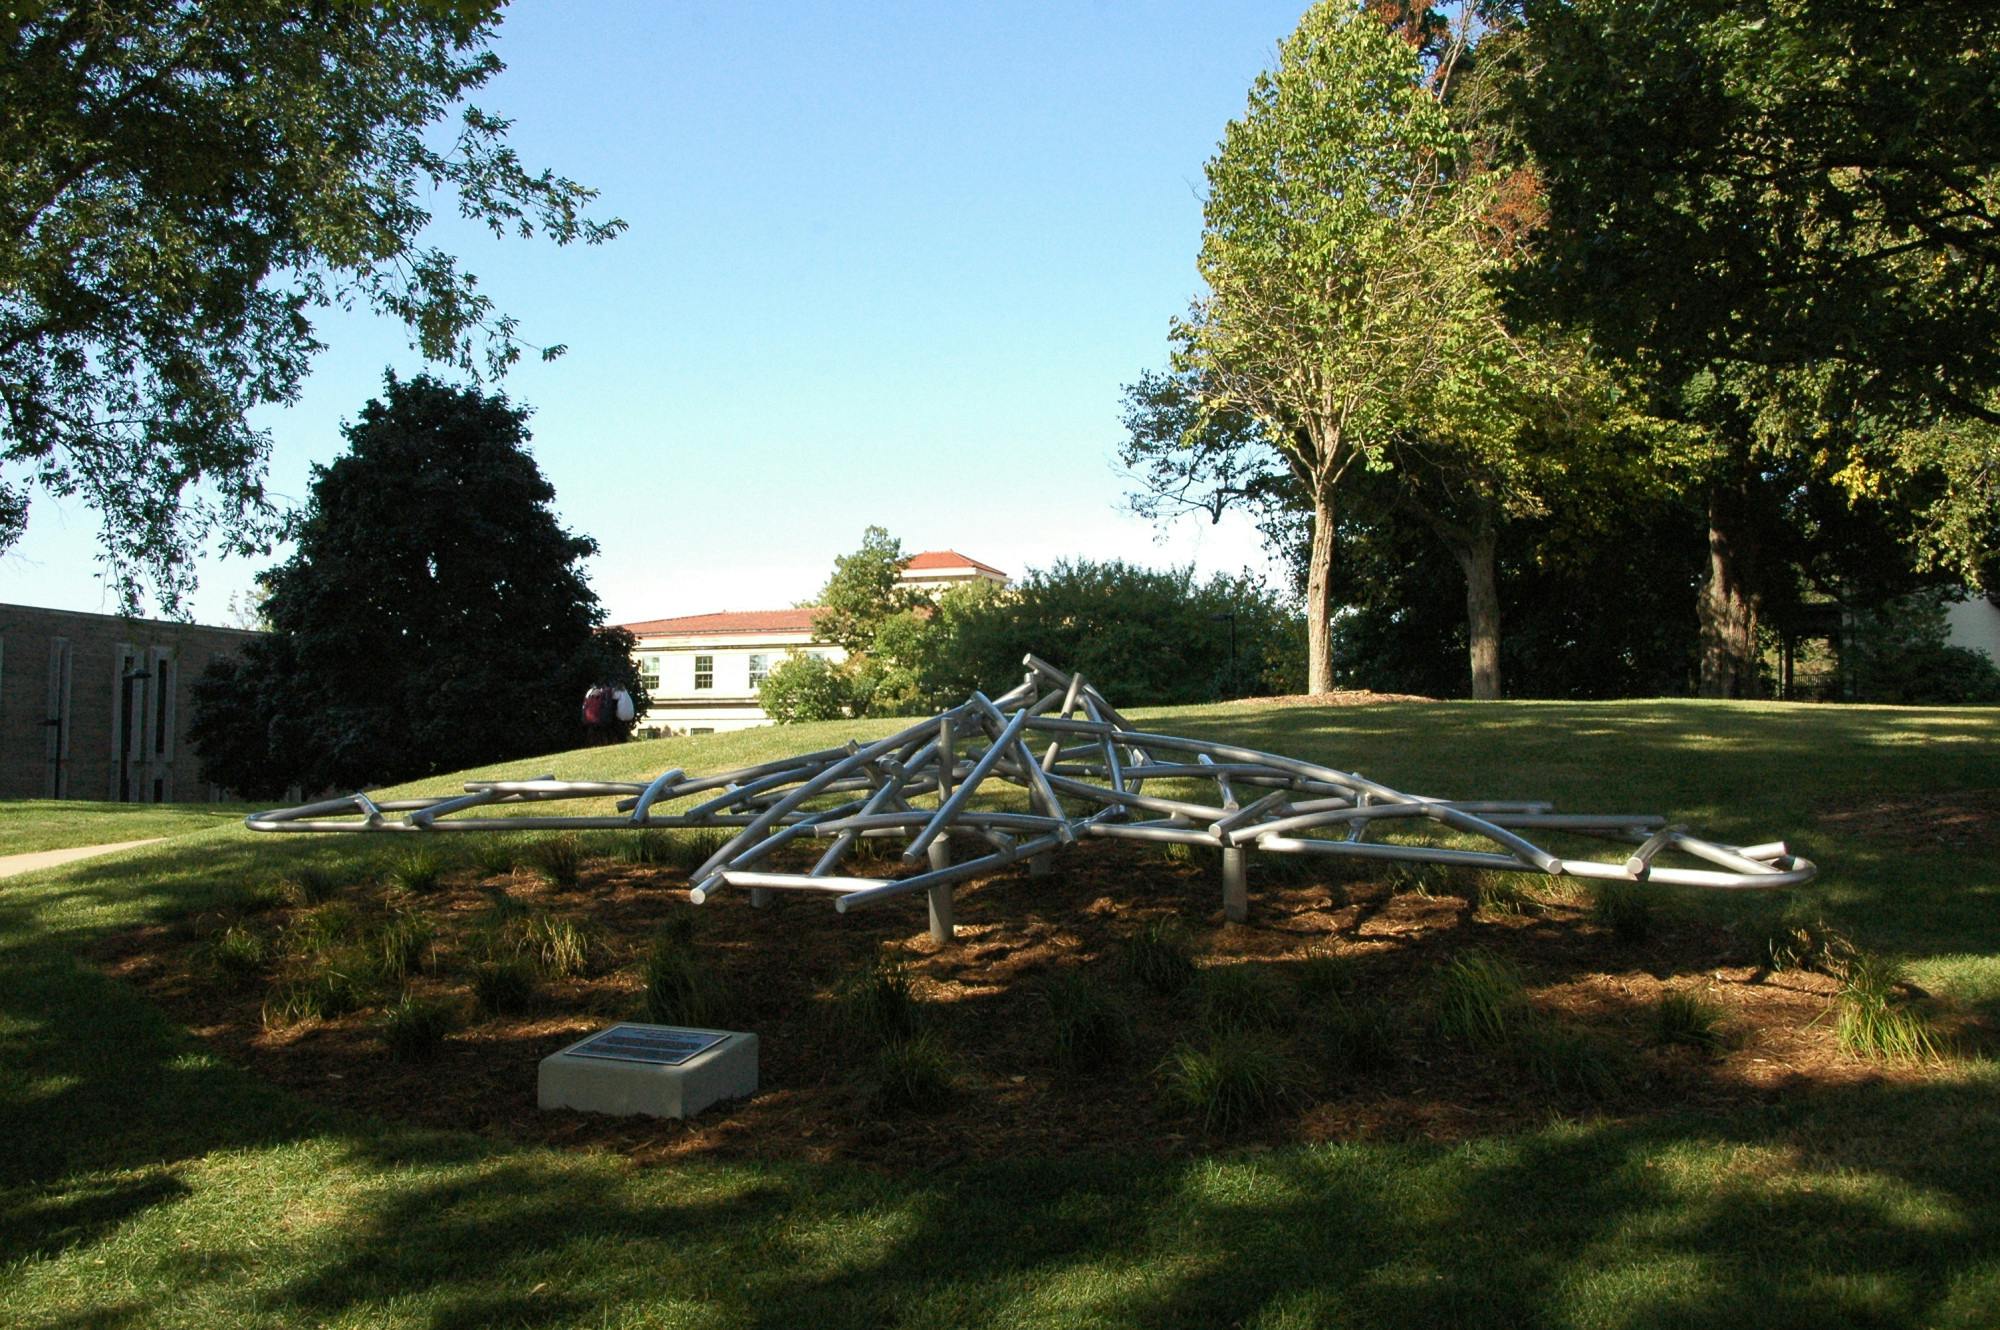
0;603;263;802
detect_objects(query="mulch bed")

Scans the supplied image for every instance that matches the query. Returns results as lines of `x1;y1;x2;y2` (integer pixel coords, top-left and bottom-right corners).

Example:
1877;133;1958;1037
95;840;1970;1172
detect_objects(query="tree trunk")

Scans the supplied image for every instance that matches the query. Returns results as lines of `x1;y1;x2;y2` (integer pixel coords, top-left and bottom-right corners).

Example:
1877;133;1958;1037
1305;488;1338;694
1697;477;1761;698
1453;528;1502;700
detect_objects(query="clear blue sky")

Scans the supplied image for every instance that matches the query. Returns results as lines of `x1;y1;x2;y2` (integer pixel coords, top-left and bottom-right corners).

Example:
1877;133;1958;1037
4;0;1313;626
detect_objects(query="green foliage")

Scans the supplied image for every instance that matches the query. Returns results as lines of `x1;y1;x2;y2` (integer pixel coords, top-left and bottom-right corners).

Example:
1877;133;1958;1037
1652;991;1734;1057
0;1;622;611
379;994;459;1062
757;652;851;724
1039;972;1135;1072
472;959;537;1017
1200;965;1292;1033
838;956;920;1045
469;835;526;878
1161;1036;1298;1134
640;942;730;1029
1515;1022;1620;1099
1433;950;1529;1048
1843;590;2000;705
1591;881;1653;947
531;833;586;890
1121;917;1198;996
1474;874;1530;916
190;374;647;797
1292;953;1357;1004
518;915;596;980
870;1033;956;1114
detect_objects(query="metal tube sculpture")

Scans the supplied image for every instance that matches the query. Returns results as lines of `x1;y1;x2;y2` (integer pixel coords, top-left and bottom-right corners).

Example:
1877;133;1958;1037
247;654;1815;935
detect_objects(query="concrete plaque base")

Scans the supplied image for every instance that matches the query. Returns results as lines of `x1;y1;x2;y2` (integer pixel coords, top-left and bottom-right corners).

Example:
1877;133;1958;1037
538;1023;758;1119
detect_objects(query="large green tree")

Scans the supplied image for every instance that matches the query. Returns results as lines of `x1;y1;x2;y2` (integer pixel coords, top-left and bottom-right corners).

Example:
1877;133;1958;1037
190;374;643;797
1506;0;2000;693
1172;1;1583;696
0;1;622;612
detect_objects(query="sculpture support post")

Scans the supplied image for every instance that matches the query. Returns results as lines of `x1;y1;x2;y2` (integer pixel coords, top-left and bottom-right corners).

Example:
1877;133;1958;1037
1222;845;1247;923
927;837;954;942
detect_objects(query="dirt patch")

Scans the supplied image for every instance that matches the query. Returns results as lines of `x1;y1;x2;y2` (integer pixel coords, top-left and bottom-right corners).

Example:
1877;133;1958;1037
1817;788;2000;851
1230;689;1435;707
96;842;1971;1171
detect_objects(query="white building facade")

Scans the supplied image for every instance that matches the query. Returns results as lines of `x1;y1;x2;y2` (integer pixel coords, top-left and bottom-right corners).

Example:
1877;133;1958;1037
622;550;1008;736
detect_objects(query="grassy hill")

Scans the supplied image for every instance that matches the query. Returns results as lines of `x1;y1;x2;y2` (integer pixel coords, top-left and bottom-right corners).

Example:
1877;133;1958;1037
1;697;1996;1328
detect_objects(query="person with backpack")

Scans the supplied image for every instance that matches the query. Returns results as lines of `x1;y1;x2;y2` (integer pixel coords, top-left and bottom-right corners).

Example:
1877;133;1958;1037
582;682;634;745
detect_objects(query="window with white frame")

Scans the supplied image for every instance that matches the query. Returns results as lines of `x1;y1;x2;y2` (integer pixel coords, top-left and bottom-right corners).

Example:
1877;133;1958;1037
694;654;713;689
639;654;661;690
748;652;771;686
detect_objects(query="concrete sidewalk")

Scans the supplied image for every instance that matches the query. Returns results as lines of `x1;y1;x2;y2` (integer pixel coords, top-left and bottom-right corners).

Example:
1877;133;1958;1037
0;838;168;880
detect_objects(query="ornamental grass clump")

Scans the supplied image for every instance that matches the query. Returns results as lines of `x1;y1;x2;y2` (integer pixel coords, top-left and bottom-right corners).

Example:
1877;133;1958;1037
838;955;920;1045
1040;971;1134;1072
263;963;365;1028
1161;1035;1298;1134
370;911;436;985
1432;950;1530;1049
279;865;339;907
1199;964;1292;1033
1591;880;1653;947
386;847;445;895
641;939;730;1028
206;923;268;985
531;833;585;889
472;958;536;1016
1122;917;1197;996
1651;990;1735;1056
871;1032;957;1113
1312;990;1400;1073
379;993;458;1061
1836;951;1942;1062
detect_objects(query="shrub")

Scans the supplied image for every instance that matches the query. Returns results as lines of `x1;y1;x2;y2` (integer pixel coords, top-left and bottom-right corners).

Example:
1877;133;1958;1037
379;993;458;1061
1837;952;1942;1062
1591;881;1653;947
1200;964;1291;1033
1652;990;1734;1056
531;833;585;889
371;912;436;984
1433;950;1529;1048
871;1032;956;1113
1312;991;1399;1073
472;959;537;1016
206;923;269;984
641;944;730;1028
1040;971;1134;1071
1161;1036;1297;1133
386;847;445;895
838;956;920;1044
1122;917;1197;995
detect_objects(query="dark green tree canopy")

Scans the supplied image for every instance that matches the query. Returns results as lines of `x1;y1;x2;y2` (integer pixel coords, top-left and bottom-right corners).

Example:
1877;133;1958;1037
1508;0;2000;422
190;373;643;796
0;0;623;611
811;525;922;654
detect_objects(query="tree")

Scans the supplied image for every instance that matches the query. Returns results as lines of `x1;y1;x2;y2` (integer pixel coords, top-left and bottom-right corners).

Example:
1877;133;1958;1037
1505;0;2000;693
811;526;922;654
1;1;623;612
1171;2;1558;695
189;374;643;797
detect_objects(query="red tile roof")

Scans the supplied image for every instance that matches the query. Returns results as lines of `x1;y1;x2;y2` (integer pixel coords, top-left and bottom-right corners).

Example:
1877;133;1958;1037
903;549;1008;577
621;607;821;637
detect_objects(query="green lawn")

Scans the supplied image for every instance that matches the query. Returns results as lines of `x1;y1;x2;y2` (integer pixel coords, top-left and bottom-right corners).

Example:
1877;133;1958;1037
2;699;1997;1328
0;799;259;859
